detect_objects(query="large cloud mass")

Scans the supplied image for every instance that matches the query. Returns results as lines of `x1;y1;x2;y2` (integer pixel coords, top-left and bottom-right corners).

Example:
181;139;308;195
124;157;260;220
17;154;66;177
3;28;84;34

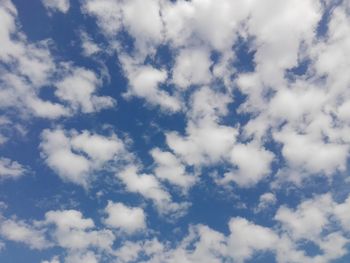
1;0;350;262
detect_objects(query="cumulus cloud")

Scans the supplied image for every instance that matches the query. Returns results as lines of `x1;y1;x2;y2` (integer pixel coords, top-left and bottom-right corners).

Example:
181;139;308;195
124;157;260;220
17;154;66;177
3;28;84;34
255;192;277;212
0;218;50;249
166;122;237;166
117;165;189;217
44;210;115;251
40;129;126;187
0;1;114;123
41;256;60;263
221;142;274;187
42;0;70;13
120;55;181;112
55;68;115;114
103;201;146;234
3;0;350;262
172;48;212;89
151;148;196;190
1;192;350;262
0;158;26;180
227;217;279;262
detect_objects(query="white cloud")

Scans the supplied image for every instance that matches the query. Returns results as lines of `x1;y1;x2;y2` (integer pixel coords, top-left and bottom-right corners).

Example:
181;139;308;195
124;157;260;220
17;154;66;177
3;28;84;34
220;142;274;187
0;157;26;180
82;0;122;36
117;165;189;216
41;256;60;263
117;165;170;207
189;86;231;122
64;251;98;263
113;241;142;263
121;0;163;53
0;218;50;249
55;68;115;114
45;210;115;251
80;31;101;56
161;0;249;51
70;130;124;164
0;208;115;260
334;196;350;231
255;192;277;212
1;192;350;263
40;129;126;187
172;48;212;89
166;122;237;166
227;217;278;262
274;127;349;182
121;56;181;112
103;201;146;234
275;194;333;241
42;0;70;13
0;1;114;124
151;148;196;190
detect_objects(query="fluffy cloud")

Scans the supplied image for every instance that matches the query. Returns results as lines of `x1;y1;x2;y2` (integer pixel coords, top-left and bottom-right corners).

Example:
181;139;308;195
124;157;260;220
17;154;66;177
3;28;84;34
55;68;115;114
3;0;350;262
120;56;181;112
117;165;189;216
44;210;115;251
41;256;60;263
0;1;114;121
227;217;278;262
42;0;70;13
2;192;350;263
172;48;212;89
151;148;196;190
103;201;146;234
0;157;26;180
40;129;126;187
255;192;277;212
166;122;237;166
0;209;115;261
222;142;274;187
64;251;98;263
0;218;50;249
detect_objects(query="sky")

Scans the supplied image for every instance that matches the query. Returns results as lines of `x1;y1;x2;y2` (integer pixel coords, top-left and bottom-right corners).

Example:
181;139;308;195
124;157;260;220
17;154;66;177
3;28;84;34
0;0;350;262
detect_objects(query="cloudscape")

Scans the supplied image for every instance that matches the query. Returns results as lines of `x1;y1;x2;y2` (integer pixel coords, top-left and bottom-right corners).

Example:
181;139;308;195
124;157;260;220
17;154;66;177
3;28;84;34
1;0;350;262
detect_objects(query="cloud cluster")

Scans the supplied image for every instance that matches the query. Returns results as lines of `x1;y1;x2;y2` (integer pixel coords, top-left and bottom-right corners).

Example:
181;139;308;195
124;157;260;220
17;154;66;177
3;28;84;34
40;129;126;187
1;0;350;262
0;0;114;121
2;192;350;263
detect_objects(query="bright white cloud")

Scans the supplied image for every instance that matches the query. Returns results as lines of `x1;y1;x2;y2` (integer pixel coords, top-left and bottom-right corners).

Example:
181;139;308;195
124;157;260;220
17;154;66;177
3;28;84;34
121;56;181;112
42;0;70;13
40;129;126;187
0;218;50;249
221;142;274;187
166;122;237;166
45;210;115;251
0;1;114;122
227;217;278;262
151;148;196;189
82;0;122;36
172;48;212;89
55;68;115;114
3;0;350;262
117;165;189;217
103;201;146;233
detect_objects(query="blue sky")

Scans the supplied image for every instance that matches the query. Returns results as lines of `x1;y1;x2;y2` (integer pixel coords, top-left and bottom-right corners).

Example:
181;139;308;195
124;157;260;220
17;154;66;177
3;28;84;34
1;0;350;262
